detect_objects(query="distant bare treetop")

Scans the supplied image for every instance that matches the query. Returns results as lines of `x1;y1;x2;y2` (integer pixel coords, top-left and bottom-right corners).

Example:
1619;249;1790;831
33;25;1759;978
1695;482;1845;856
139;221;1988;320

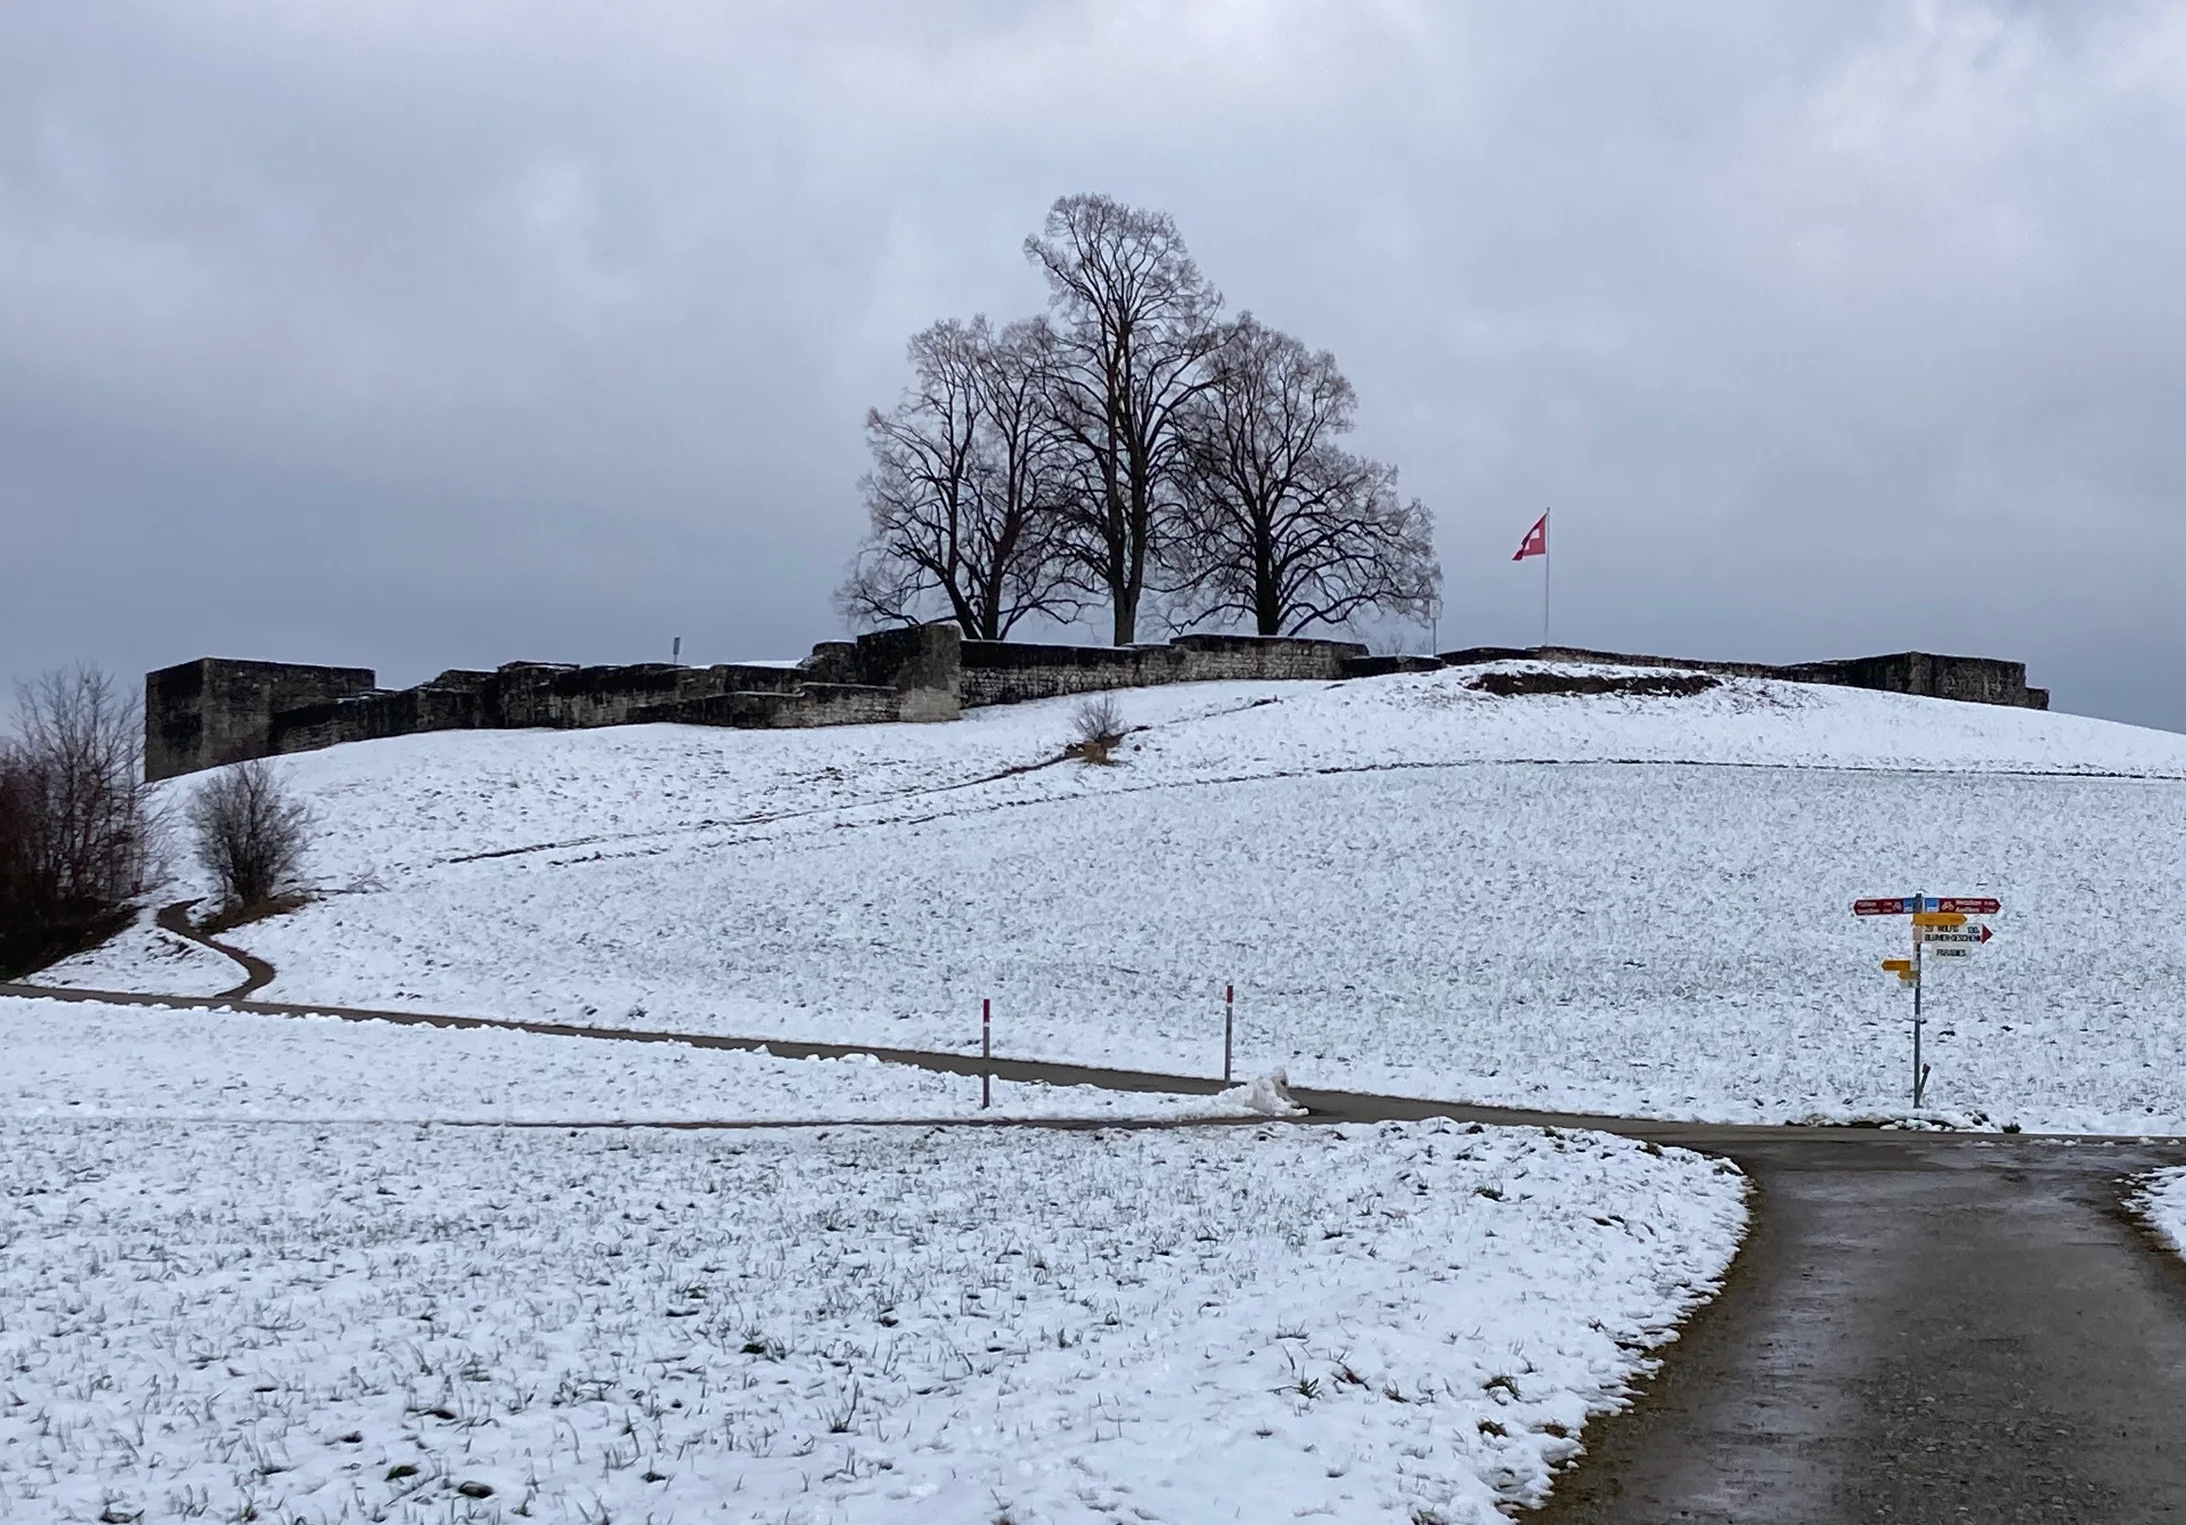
838;315;1084;640
1026;194;1225;645
1025;195;1223;353
840;192;1441;649
1170;315;1440;635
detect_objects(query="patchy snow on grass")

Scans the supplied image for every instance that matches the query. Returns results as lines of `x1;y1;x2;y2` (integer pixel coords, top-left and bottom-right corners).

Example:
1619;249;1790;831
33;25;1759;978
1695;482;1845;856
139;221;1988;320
39;665;2186;1131
0;996;1248;1125
0;1117;1745;1524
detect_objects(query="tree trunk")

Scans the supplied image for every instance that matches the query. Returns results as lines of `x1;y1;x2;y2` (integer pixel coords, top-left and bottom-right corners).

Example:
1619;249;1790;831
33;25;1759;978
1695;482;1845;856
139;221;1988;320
1111;586;1139;644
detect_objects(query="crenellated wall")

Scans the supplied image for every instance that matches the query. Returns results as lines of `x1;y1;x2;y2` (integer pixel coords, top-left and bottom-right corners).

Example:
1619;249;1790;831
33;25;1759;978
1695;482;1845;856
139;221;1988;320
144;627;2050;780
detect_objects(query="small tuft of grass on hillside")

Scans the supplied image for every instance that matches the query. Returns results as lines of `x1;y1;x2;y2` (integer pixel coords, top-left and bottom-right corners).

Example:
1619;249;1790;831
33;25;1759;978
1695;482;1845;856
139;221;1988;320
1064;693;1128;765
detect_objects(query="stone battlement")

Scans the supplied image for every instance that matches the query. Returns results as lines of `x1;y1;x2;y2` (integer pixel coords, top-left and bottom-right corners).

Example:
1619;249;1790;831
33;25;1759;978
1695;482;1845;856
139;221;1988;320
142;628;2048;781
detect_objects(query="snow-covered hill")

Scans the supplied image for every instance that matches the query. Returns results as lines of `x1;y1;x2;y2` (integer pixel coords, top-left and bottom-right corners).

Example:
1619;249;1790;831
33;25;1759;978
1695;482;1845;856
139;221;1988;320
48;663;2186;1131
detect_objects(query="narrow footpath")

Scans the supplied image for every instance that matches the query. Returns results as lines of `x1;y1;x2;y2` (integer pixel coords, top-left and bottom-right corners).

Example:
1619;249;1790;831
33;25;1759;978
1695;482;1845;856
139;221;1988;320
1535;1135;2186;1524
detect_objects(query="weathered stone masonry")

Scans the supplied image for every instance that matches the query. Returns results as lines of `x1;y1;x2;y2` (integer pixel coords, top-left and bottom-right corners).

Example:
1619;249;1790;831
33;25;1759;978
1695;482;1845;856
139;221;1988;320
143;626;2048;781
1433;645;2050;710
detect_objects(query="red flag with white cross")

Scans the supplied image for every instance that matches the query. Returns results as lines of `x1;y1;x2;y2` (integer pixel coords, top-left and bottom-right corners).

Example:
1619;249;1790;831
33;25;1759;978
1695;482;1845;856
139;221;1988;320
1512;510;1548;562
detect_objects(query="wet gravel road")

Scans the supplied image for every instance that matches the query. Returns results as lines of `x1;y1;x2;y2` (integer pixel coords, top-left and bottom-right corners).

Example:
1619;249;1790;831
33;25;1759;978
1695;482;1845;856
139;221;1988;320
1535;1134;2186;1524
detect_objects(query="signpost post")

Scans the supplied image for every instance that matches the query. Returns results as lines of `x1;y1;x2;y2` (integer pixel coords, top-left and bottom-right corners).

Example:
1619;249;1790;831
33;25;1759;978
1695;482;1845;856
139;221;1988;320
1851;892;2002;1110
1911;891;1926;1107
1223;984;1235;1085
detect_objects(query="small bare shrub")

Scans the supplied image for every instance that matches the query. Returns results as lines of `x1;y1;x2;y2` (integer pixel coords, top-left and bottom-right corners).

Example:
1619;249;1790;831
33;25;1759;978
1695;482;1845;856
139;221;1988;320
189;759;311;913
1067;692;1126;765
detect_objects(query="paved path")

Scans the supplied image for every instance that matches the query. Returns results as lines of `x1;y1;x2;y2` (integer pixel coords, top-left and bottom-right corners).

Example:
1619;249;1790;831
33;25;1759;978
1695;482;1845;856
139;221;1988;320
155;897;276;999
12;975;2186;1515
1536;1133;2186;1523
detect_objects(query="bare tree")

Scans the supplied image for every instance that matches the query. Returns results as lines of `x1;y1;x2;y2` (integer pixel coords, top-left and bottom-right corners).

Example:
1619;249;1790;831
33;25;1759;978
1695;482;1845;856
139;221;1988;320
0;668;160;976
1169;316;1442;635
189;759;311;912
1027;194;1224;644
838;317;1082;640
963;318;1084;635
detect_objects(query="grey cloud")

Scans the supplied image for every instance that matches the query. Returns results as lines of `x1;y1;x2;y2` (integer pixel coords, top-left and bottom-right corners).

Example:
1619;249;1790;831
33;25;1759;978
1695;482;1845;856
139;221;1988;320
3;1;2182;725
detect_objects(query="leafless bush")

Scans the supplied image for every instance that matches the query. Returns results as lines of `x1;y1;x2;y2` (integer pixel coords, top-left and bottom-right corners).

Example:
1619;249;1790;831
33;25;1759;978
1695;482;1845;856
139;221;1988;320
1068;692;1126;765
0;668;161;977
189;759;312;913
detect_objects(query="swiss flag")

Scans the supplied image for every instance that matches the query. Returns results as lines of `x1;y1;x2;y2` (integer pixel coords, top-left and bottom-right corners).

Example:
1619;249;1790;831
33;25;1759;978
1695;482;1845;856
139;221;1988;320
1512;510;1549;562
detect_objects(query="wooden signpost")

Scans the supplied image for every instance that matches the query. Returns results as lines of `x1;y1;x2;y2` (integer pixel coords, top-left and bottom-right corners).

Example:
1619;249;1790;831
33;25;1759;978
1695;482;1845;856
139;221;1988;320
1852;892;2002;1108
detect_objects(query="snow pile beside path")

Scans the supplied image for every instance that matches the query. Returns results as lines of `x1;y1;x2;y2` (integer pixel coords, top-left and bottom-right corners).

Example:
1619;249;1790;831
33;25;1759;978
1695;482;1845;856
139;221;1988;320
0;997;1244;1124
0;1117;1746;1523
1219;1068;1307;1115
2134;1169;2186;1254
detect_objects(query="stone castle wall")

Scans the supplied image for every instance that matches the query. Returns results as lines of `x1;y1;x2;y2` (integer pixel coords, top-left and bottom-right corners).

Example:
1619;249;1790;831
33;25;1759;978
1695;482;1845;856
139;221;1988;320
1433;645;2049;711
956;633;1370;707
147;659;377;782
143;626;2049;781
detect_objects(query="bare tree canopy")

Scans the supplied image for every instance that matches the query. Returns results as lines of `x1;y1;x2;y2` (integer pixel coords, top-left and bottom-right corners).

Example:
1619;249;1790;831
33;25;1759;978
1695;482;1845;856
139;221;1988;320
0;667;160;976
838;316;1082;640
1026;193;1223;645
846;194;1442;648
1170;316;1442;635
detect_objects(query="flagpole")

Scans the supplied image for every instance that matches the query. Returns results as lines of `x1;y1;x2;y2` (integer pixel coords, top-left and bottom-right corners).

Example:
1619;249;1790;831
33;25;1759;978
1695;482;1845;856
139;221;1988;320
1541;508;1551;649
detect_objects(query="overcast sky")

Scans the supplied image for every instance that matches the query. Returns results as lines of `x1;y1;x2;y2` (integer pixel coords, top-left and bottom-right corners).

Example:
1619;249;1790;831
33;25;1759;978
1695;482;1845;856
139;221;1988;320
5;1;2183;728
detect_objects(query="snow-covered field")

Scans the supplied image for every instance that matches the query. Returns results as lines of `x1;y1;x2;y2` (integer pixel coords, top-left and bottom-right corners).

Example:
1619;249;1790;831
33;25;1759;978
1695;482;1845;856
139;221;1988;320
0;1115;1744;1524
0;996;1269;1124
39;663;2186;1131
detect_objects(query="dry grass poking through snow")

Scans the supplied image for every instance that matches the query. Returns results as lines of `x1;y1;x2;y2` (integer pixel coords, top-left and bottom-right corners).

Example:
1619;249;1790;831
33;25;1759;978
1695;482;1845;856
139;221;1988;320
0;1118;1743;1524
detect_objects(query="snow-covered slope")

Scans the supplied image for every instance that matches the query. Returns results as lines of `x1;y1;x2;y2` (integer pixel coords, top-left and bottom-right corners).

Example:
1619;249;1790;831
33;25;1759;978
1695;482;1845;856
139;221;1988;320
46;664;2186;1131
